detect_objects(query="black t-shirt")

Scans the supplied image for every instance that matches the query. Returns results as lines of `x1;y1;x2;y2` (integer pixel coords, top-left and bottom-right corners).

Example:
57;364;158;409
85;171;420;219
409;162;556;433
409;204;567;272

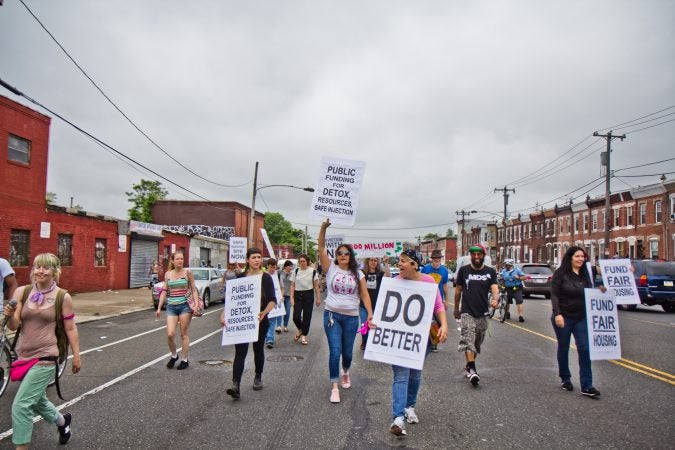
457;264;498;318
237;272;277;313
551;270;592;320
362;270;385;308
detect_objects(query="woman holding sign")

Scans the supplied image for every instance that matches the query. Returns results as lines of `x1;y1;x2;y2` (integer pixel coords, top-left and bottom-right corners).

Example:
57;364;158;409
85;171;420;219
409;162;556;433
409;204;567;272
221;247;277;399
318;219;375;404
388;250;448;437
551;246;602;398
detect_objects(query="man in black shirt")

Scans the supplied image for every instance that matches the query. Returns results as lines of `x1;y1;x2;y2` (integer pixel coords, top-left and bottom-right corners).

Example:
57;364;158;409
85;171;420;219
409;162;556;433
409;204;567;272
453;245;498;386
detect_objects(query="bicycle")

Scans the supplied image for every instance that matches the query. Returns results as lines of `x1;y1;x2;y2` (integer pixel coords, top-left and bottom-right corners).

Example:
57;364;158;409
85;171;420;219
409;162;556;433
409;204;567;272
488;279;508;323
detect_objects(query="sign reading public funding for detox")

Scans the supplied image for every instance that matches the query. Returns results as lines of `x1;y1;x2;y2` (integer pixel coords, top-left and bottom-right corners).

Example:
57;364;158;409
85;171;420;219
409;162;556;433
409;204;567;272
309;156;366;226
364;277;437;370
222;275;261;346
598;259;640;305
585;288;621;360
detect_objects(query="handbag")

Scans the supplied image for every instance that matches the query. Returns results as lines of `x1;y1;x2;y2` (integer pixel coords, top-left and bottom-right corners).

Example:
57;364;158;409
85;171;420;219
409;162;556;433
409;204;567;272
10;358;40;382
185;274;204;317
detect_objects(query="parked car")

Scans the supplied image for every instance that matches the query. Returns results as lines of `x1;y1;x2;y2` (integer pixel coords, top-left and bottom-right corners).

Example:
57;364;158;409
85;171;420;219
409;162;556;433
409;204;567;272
517;263;553;299
152;267;225;309
626;259;675;313
389;267;401;278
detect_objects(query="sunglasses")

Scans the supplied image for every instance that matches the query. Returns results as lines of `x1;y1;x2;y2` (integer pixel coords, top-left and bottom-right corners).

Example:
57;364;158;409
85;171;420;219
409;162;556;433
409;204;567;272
336;250;351;256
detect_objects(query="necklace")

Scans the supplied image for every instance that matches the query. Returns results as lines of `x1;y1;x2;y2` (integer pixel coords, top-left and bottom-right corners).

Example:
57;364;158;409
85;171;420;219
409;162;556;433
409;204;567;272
30;281;57;306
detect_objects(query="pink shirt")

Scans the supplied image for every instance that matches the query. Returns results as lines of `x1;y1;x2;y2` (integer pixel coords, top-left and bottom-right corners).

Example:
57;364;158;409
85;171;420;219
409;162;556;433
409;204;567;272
396;273;445;314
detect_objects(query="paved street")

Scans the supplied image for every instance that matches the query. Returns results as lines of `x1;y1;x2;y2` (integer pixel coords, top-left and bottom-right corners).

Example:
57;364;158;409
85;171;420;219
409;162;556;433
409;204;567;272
1;295;673;449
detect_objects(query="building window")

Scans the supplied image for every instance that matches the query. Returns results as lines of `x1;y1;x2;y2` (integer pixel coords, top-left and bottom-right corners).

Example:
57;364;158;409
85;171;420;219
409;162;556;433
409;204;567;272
10;229;30;267
655;201;662;223
614;209;620;228
583;214;589;231
649;239;659;258
639;203;646;225
8;134;31;164
592;212;598;231
627;206;633;225
670;195;675;221
574;216;579;232
95;238;107;267
57;234;73;266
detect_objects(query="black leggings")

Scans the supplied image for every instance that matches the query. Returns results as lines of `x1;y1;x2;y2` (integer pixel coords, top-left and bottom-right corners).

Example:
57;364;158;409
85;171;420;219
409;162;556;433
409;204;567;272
232;318;269;382
293;290;315;336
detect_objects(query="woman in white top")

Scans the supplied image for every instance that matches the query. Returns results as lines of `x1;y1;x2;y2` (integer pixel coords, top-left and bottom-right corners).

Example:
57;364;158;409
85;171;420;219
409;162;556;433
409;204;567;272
318;219;374;404
290;254;321;345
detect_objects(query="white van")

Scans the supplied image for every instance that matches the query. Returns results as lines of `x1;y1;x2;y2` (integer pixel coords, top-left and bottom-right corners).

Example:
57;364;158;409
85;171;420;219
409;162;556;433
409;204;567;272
451;254;494;286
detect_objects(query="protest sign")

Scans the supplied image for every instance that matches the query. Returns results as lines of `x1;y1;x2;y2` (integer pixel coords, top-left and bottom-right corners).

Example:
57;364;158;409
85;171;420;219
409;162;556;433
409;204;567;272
364;277;437;370
267;273;286;319
229;237;247;264
222;275;261;346
585;288;621;360
260;228;276;259
350;240;404;259
598;259;640;305
325;235;345;259
309;156;366;226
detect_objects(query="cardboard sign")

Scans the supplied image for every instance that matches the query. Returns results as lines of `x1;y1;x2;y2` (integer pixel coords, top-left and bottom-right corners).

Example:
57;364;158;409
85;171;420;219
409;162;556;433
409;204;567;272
229;237;247;264
350;240;404;258
598;259;640;305
222;275;261;346
309;156;366;226
260;228;276;259
267;273;286;319
364;277;437;370
585;288;621;360
325;235;345;259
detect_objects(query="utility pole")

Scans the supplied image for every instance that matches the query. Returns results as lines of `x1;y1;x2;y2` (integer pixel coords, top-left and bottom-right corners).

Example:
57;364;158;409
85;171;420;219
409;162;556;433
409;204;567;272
247;161;259;248
455;210;476;255
494;186;516;224
303;225;308;254
593;130;626;259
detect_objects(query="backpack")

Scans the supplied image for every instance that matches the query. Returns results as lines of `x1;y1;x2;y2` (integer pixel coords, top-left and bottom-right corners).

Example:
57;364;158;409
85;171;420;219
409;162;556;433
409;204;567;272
295;268;317;280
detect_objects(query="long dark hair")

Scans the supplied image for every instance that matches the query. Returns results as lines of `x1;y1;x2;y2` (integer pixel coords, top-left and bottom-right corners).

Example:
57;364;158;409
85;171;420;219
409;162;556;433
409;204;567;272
554;246;590;280
334;244;360;281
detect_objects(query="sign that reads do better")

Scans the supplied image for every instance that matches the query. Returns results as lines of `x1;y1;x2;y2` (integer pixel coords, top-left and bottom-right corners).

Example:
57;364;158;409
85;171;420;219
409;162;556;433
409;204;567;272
229;237;247;264
598;259;640;305
309;156;366;226
222;275;261;346
585;288;621;360
364;277;437;370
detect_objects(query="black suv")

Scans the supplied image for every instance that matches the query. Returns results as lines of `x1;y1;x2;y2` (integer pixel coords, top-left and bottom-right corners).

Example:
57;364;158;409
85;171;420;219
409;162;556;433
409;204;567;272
627;259;675;313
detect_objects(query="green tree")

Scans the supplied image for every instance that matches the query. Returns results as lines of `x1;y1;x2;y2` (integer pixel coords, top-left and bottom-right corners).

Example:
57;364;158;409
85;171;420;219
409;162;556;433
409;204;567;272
126;179;168;222
46;192;57;205
423;232;439;241
446;228;455;237
264;212;316;259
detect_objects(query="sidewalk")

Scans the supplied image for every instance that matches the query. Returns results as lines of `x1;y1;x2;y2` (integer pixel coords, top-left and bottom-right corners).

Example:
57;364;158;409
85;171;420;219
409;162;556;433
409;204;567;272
70;288;154;324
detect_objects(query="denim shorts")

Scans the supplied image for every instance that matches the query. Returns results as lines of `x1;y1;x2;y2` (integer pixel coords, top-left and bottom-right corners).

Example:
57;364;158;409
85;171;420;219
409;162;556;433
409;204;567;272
167;301;192;316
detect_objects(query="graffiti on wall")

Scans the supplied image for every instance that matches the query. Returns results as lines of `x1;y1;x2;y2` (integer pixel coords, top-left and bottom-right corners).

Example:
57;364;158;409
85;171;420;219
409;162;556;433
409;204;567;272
162;224;236;240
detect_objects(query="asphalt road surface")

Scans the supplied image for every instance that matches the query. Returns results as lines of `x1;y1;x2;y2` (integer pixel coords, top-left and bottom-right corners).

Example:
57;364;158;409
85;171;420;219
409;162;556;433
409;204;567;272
1;297;673;449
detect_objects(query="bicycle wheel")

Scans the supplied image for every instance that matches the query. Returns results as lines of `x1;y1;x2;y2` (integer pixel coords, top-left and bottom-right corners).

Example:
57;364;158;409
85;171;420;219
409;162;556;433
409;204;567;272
0;345;11;398
498;294;507;323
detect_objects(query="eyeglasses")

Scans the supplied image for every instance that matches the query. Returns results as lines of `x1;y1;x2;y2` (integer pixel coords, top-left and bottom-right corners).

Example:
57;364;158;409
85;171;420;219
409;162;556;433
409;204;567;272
336;250;351;256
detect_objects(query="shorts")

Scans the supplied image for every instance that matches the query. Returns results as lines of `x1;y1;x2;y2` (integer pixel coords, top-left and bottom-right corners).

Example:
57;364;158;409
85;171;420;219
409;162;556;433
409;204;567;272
458;313;487;354
167;302;192;317
506;287;523;305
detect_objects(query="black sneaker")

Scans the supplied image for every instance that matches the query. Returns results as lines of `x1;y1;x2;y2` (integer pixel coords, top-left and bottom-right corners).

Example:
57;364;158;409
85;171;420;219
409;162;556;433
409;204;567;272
519;316;525;323
226;381;240;400
430;344;439;353
266;342;274;349
57;412;72;445
561;381;574;391
253;374;263;390
166;355;179;369
505;312;511;320
581;387;601;397
469;371;480;386
176;360;189;370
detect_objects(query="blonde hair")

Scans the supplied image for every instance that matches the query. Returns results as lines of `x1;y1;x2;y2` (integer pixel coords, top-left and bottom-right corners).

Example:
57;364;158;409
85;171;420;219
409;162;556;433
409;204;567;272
31;253;62;283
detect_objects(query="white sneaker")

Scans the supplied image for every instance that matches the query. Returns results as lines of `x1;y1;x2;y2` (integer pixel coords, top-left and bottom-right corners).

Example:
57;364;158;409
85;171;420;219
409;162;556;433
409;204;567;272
404;407;419;424
330;388;340;403
389;416;407;437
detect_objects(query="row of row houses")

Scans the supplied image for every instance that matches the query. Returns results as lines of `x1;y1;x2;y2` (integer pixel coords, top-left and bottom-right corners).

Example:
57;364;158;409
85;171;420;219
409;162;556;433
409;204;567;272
458;180;675;266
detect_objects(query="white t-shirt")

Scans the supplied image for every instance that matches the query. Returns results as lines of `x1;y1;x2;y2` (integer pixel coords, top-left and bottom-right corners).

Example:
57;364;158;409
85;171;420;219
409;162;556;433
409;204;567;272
325;263;364;316
0;257;15;308
291;267;318;291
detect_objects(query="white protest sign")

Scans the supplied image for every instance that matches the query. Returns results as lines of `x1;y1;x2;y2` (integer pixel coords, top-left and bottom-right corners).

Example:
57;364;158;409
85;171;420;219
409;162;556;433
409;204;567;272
222;275;261;346
309;156;366;226
260;228;276;259
364;277;437;370
267;273;286;319
229;237;247;264
598;259;640;305
350;240;404;258
325;235;345;259
585;288;621;360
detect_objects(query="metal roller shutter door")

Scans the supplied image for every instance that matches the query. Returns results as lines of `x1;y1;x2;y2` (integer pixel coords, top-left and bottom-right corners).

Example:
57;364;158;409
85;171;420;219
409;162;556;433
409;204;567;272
130;240;159;288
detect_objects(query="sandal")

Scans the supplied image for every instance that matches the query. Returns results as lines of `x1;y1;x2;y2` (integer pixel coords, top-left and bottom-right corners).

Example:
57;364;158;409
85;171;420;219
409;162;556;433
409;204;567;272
301;337;308;345
294;331;302;342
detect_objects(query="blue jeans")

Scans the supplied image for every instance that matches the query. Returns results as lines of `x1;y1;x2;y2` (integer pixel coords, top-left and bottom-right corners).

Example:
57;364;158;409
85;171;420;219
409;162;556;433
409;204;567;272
551;315;593;390
283;295;291;327
266;316;282;344
323;310;359;382
392;365;422;420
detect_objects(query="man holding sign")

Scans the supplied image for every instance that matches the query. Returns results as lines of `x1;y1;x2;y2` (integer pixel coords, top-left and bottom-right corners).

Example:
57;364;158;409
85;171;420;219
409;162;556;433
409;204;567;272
365;249;447;437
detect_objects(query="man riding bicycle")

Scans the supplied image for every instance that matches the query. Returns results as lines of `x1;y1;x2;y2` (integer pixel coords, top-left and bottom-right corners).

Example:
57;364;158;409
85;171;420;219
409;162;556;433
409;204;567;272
500;259;526;322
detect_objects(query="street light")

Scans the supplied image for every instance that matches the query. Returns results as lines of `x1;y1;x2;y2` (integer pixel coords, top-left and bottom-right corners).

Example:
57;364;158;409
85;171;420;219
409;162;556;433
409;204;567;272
248;161;314;247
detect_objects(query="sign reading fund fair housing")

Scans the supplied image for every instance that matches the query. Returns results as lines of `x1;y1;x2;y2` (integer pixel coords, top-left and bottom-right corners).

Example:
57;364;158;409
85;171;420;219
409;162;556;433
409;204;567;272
222;275;261;346
309;156;366;226
585;288;622;360
598;259;640;305
364;277;437;370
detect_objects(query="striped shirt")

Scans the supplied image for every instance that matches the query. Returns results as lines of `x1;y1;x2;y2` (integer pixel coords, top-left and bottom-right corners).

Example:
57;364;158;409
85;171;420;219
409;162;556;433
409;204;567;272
166;278;189;304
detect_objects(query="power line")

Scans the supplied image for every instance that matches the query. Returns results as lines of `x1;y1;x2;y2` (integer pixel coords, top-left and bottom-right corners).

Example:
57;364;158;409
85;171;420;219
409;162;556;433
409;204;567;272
596;105;675;132
17;0;251;189
614;171;675;178
614;156;675;172
625;117;675;134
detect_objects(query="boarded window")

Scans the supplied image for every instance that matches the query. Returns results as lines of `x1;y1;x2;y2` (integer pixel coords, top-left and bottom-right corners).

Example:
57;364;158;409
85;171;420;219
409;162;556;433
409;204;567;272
58;234;73;266
95;238;107;267
8;134;31;164
10;229;30;267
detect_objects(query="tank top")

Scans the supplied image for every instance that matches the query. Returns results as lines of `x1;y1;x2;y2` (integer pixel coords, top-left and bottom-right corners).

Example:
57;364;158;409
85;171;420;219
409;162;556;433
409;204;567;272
17;303;58;362
167;278;189;304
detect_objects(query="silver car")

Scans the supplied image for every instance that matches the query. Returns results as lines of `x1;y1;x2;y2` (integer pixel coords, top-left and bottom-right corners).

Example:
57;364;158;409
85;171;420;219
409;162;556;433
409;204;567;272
152;267;225;309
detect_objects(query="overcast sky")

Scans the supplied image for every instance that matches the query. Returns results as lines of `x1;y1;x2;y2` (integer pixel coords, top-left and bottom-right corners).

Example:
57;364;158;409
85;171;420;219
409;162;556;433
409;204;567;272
2;1;674;243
